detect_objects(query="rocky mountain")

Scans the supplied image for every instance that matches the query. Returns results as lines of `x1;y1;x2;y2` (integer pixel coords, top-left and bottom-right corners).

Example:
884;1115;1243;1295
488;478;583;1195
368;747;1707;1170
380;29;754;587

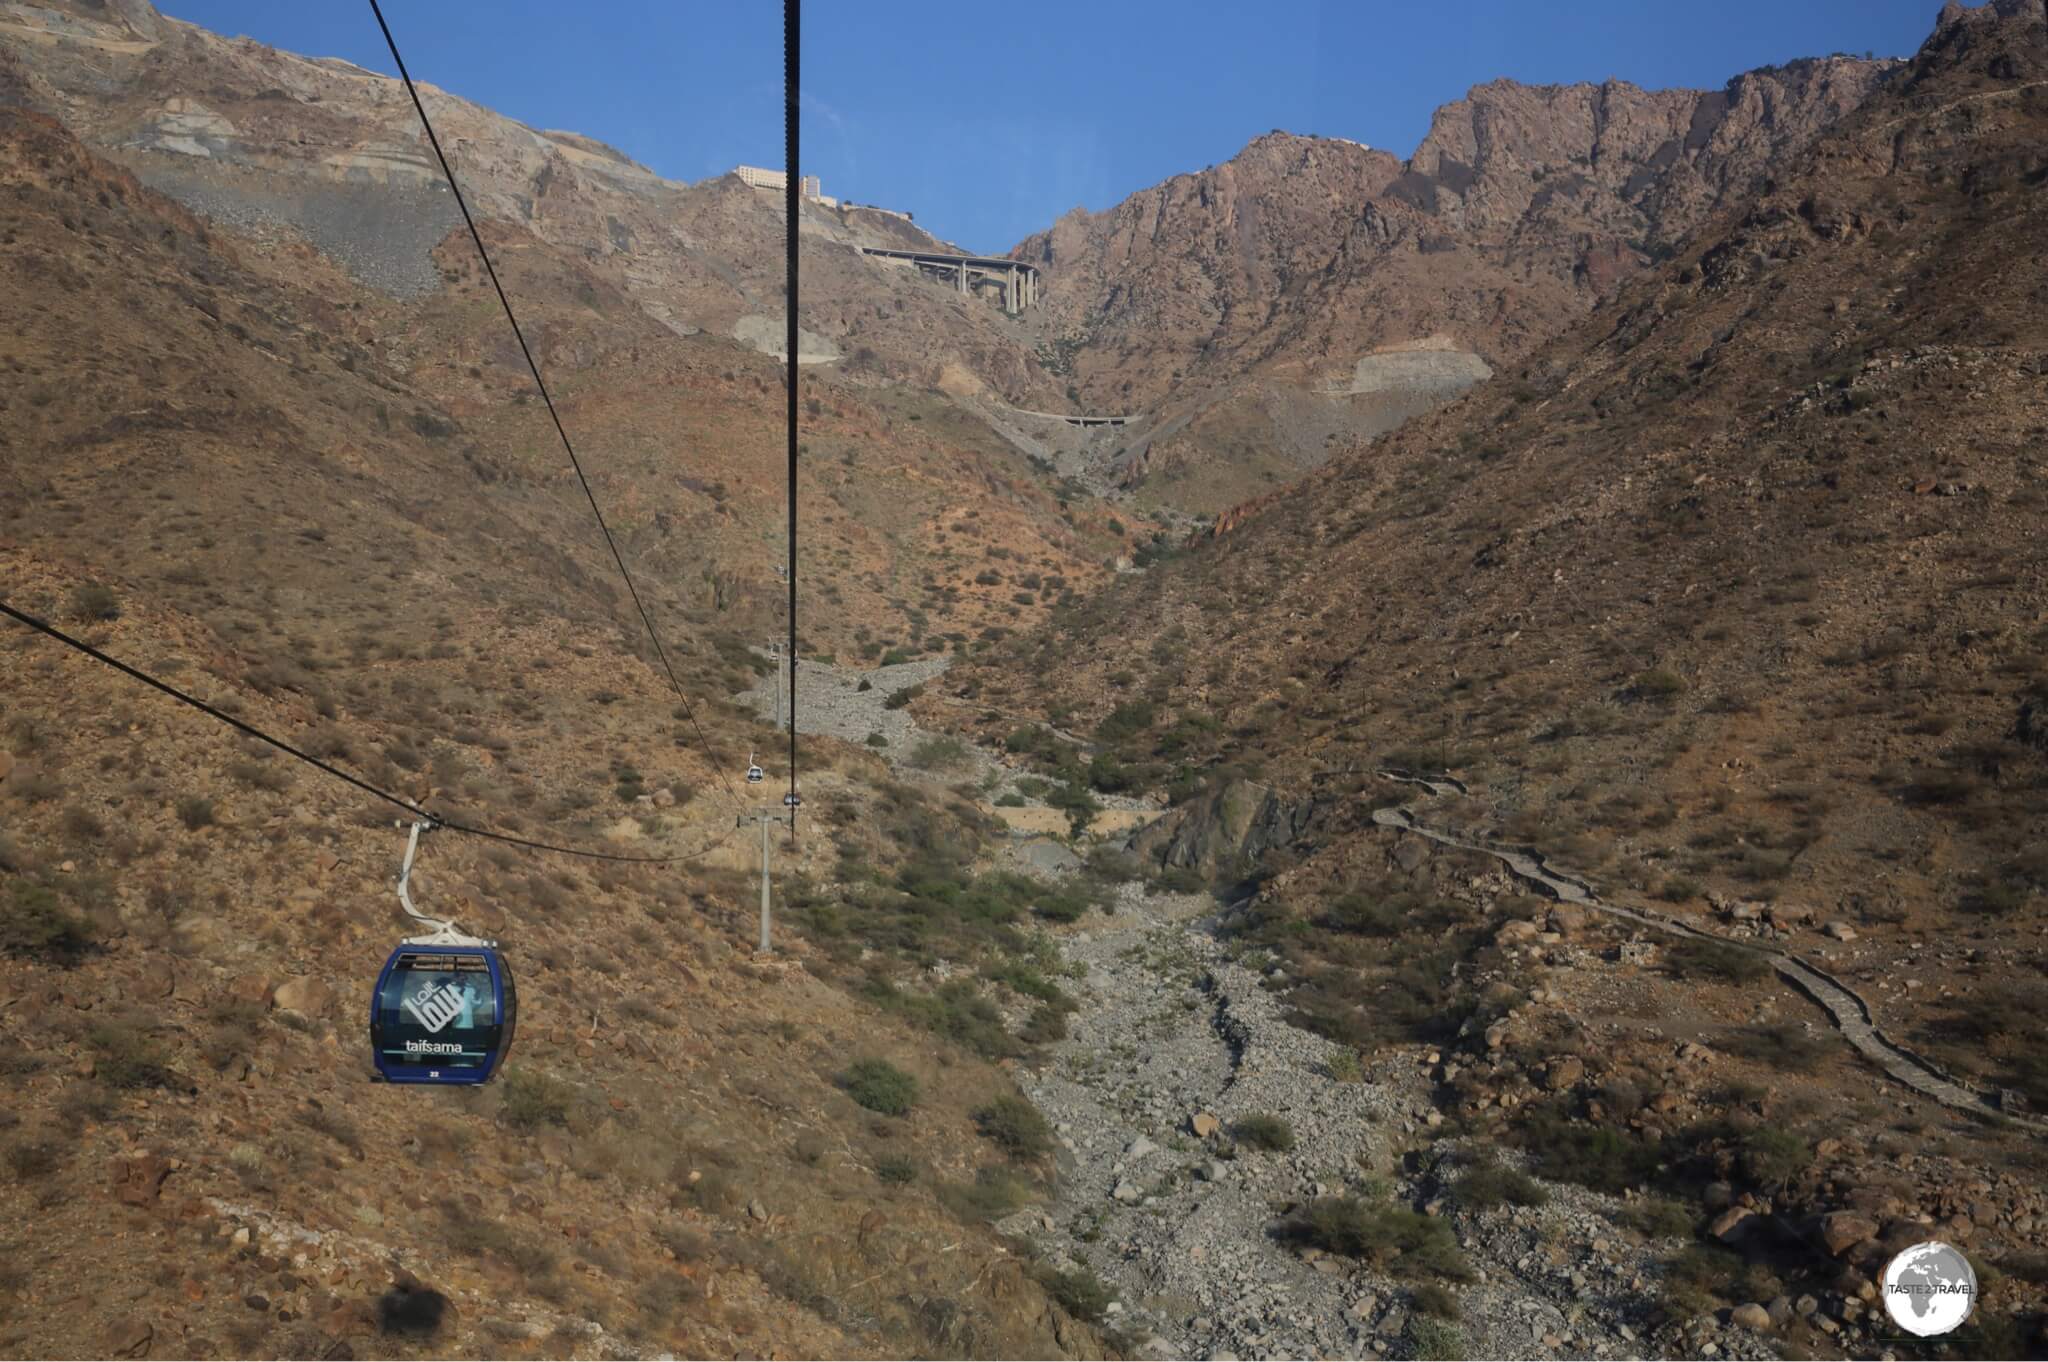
0;10;1137;1356
0;0;1144;668
9;0;2048;1355
0;0;1069;405
1017;58;1896;511
947;0;2048;1335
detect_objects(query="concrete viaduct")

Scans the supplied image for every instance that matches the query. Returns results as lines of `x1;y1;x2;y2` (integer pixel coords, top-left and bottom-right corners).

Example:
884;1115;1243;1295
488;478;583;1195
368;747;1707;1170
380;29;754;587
860;246;1041;312
999;405;1138;428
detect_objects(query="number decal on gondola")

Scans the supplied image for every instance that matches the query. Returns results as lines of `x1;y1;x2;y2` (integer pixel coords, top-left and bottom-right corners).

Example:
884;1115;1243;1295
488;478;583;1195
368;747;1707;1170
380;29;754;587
402;981;466;1034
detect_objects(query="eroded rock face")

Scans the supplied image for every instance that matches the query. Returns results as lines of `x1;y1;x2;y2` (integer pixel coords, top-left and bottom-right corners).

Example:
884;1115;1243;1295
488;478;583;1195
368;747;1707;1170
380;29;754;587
0;0;1067;404
1019;59;1895;420
1130;778;1314;880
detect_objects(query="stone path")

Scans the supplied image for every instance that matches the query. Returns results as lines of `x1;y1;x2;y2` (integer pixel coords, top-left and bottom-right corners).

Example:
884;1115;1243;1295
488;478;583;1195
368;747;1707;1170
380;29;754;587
1368;778;2038;1132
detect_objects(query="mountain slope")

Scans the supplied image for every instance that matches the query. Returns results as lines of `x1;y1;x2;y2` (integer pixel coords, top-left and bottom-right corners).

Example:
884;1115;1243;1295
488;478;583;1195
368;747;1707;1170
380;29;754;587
953;0;2048;1182
1016;58;1896;511
0;0;1068;406
0;71;1107;1362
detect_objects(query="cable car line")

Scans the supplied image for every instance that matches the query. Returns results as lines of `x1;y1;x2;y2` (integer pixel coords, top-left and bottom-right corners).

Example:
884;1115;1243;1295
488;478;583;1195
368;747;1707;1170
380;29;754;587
367;0;741;815
782;0;803;834
0;598;737;867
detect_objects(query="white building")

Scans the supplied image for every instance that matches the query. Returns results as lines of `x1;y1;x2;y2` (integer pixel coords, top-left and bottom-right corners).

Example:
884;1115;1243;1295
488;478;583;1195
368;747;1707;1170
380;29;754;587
732;166;824;200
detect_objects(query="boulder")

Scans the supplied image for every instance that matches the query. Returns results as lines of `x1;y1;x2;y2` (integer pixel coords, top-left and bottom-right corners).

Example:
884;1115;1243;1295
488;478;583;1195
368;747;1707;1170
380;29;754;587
1710;1207;1754;1243
226;975;275;1009
1542;1056;1585;1092
111;1151;171;1206
107;1319;152;1359
1822;920;1858;942
1111;1179;1143;1204
1126;1136;1158;1160
1730;1303;1772;1331
1496;919;1540;945
1819;1211;1877;1256
1190;1112;1220;1139
1546;904;1586;935
274;976;337;1017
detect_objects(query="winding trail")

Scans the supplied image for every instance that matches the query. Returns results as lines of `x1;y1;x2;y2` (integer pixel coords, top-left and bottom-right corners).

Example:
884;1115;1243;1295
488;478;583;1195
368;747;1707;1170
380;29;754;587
1367;775;2041;1132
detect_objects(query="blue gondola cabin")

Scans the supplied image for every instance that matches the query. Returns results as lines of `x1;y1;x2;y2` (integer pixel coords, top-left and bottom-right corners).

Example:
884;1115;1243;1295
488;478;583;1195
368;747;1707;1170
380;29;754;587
370;945;517;1083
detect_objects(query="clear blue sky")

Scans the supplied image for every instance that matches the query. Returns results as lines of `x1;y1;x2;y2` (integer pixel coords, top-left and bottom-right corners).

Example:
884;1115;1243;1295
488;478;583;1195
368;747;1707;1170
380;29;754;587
162;0;1940;254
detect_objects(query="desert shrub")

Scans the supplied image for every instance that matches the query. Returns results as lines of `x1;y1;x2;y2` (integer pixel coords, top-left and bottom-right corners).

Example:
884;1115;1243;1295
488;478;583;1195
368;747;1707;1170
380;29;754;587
1616;1196;1697;1240
1901;769;1979;806
1095;700;1156;745
908;737;970;771
1666;937;1769;984
875;1155;917;1185
58;806;105;842
1717;1022;1833;1071
70;583;120;621
1320;892;1405;936
1086;752;1134;793
1515;1109;1660;1194
443;1211;558;1276
843;1058;918;1116
1411;1316;1466;1360
1034;1265;1113;1324
882;980;1016;1060
10;771;61;803
1327;1049;1364;1083
228;759;292;792
1658;1242;1746;1319
654;1222;709;1263
882;683;924;711
295;1106;364;1156
1278;1197;1472;1281
1963;880;2034;916
0;881;95;961
1737;1125;1811;1190
1232;1113;1295;1152
975;1096;1052;1159
1454;1163;1549;1210
633;1272;701;1328
995;792;1026;808
1046;781;1101;837
500;1069;573;1130
684;1169;742;1216
865;731;888;747
4;1139;63;1180
1657;877;1702;903
1020;1004;1069;1044
175;796;215;830
1412;1282;1460;1319
938;1165;1032;1222
88;1022;173;1088
1634;669;1685;701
